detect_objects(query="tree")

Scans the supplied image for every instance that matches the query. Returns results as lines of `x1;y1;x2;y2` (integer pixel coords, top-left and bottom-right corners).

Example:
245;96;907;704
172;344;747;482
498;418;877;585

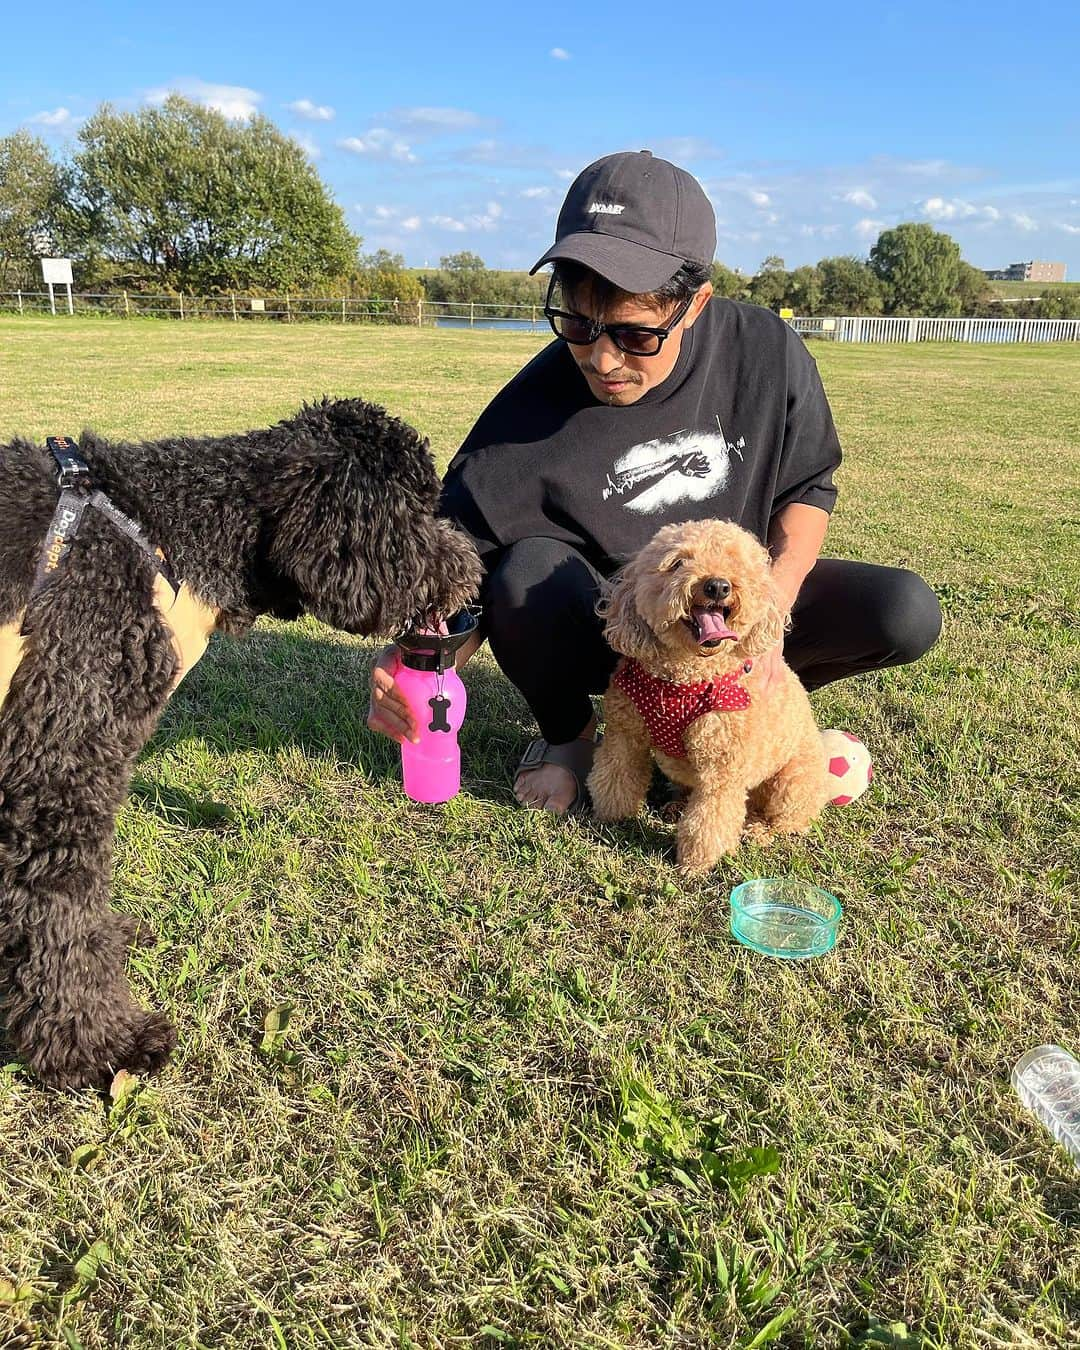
746;256;790;310
0;131;63;288
352;249;423;314
955;261;994;315
709;262;744;299
869;222;962;316
66;96;360;291
787;265;823;316
440;251;486;274
1036;285;1080;319
817;256;884;315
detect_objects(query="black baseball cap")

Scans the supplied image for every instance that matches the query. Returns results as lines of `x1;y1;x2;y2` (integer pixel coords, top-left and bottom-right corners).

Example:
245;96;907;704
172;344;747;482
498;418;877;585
530;150;716;294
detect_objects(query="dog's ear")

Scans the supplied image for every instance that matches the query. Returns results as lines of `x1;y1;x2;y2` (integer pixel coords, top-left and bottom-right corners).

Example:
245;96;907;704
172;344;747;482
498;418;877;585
598;562;662;663
261;400;481;636
740;573;788;657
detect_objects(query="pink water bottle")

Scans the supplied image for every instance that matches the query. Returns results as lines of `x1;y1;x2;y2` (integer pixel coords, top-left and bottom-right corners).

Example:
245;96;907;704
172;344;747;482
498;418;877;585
396;609;478;804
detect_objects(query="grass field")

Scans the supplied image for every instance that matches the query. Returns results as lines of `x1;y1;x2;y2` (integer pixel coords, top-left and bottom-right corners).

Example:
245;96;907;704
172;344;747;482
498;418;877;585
988;279;1077;299
1;316;1078;1350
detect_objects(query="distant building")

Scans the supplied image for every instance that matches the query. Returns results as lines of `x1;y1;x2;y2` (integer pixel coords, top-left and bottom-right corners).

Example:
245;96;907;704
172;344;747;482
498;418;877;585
984;260;1067;282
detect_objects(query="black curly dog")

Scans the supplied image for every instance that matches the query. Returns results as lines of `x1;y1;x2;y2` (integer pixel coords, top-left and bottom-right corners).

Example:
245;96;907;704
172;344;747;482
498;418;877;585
0;398;480;1090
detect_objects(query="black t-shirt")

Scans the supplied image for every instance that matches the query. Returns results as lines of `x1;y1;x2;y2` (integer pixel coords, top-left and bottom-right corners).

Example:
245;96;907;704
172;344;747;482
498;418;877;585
440;297;842;580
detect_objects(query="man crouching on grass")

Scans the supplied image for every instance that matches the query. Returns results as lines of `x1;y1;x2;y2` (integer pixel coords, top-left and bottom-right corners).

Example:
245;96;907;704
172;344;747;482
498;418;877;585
368;149;942;813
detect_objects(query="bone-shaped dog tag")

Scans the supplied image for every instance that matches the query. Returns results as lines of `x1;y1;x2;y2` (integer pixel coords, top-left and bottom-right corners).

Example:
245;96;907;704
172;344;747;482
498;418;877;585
428;695;452;733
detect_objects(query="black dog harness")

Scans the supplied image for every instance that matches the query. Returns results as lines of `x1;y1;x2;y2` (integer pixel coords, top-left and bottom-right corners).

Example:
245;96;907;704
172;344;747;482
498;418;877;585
1;438;219;717
30;436;180;601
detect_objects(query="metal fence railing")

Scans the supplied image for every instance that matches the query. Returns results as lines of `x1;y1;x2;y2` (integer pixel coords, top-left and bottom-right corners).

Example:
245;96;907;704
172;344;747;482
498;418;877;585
3;291;1079;342
789;315;1080;343
0;290;551;330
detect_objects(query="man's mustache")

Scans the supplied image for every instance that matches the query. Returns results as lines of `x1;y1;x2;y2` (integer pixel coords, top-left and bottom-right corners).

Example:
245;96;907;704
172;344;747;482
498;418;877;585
579;364;643;382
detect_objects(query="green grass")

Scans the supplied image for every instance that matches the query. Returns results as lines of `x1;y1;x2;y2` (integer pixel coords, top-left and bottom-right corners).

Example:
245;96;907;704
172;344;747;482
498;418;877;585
1;316;1078;1349
988;279;1077;299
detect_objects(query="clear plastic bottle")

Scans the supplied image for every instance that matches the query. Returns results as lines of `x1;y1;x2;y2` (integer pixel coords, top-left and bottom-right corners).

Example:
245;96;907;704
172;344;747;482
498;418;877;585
1011;1044;1080;1167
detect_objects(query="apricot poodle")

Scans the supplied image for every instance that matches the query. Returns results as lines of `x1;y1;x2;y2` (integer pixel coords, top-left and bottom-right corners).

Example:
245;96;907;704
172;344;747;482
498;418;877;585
588;519;828;873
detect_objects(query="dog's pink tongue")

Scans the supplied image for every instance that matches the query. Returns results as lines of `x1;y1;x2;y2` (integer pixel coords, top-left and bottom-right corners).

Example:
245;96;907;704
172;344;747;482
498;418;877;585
693;606;737;642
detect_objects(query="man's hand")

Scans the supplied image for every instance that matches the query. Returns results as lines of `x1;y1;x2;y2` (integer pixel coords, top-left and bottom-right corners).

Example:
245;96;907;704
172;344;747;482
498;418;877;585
755;641;787;697
367;645;418;745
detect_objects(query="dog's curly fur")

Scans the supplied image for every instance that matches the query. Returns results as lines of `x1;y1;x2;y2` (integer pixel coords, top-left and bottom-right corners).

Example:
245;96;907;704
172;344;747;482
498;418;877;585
0;398;480;1090
588;520;828;873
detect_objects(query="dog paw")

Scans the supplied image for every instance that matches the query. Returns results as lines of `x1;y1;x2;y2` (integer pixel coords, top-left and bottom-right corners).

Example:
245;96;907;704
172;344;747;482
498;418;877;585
675;844;720;875
741;820;776;847
115;1011;177;1079
114;914;158;949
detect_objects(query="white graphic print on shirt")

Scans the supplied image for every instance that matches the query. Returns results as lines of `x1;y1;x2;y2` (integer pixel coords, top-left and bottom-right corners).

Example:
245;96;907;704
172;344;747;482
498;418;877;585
601;424;746;515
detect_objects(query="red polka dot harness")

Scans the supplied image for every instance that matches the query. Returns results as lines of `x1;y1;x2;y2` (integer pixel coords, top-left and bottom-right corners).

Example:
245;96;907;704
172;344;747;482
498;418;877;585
613;657;754;759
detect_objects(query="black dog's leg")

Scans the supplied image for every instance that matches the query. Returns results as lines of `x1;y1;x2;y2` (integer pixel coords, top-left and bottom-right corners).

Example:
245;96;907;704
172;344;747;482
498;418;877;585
0;579;179;1090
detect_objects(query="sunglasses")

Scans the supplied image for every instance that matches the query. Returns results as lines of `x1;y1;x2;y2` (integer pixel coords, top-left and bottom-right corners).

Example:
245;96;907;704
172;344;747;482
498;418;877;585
543;278;695;357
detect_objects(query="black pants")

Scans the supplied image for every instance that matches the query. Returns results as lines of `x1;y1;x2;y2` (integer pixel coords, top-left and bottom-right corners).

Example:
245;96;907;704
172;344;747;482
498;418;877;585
485;537;942;745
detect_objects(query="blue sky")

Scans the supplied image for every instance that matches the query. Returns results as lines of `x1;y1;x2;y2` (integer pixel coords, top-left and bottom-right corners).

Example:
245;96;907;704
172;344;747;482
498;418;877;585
5;0;1078;276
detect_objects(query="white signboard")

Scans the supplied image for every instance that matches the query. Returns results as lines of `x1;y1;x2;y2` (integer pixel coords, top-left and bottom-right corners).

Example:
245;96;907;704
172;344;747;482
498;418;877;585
41;258;73;285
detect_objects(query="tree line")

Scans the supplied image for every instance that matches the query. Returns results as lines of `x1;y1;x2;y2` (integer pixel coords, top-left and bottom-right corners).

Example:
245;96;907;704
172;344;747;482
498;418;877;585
1;97;1075;318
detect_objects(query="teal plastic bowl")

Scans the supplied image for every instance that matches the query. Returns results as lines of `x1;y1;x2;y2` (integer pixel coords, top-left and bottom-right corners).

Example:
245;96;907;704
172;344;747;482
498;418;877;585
729;879;842;960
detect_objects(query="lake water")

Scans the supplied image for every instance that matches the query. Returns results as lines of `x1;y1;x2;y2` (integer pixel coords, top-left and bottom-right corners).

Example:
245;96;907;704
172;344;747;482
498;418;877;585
435;317;549;333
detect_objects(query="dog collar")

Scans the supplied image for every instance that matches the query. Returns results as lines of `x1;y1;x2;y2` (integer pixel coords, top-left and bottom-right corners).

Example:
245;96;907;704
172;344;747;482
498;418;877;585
613;657;753;759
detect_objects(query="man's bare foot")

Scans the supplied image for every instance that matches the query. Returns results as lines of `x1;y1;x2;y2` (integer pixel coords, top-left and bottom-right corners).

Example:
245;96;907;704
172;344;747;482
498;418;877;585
514;761;580;814
514;718;598;816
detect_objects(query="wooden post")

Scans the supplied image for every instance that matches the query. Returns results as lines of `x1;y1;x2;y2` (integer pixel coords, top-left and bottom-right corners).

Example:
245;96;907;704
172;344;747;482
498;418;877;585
123;290;130;317
417;297;423;327
285;294;291;322
231;292;238;321
16;290;22;315
48;282;56;316
179;292;185;320
342;296;347;324
469;302;475;327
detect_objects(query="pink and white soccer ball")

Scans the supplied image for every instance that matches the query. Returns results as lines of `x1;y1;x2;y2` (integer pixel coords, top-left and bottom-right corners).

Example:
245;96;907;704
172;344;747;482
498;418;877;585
820;729;873;805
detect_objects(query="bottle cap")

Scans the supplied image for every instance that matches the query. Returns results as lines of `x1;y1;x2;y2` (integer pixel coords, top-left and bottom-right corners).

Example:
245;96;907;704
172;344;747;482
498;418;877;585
398;606;480;674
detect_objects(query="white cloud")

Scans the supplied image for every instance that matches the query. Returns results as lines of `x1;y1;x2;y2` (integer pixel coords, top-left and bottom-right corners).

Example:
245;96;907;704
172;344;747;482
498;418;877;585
467;201;503;231
29;107;73;127
294;134;322;160
147;78;262;120
286;98;334;122
652;136;724;164
919;197;1001;223
521;186;553;199
843;188;877;209
431;215;468;232
895;158;952;177
749;190;771;207
401;216;422;231
339;130;417;163
555;168;575;180
391;106;484;131
1059;222;1080;235
550;47;571;59
854;218;886;239
1010;212;1038;231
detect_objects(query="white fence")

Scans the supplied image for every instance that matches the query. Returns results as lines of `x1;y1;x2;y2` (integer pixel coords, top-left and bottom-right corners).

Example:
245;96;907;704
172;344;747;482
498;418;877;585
2;290;1079;342
790;315;1080;343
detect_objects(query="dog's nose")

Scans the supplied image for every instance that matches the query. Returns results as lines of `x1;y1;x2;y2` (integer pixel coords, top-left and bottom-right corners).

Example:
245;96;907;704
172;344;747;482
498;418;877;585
703;577;732;602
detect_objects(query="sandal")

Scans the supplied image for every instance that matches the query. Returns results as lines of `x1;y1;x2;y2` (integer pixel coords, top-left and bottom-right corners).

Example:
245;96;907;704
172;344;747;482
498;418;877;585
515;735;600;816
